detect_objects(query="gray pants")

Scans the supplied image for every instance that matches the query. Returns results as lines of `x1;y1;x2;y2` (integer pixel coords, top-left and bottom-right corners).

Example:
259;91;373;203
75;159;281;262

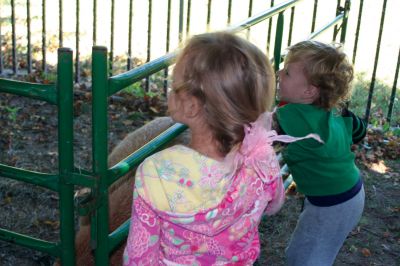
285;186;365;266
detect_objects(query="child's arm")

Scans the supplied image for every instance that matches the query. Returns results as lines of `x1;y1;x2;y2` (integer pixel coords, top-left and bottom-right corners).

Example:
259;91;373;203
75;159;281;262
341;108;367;144
264;175;285;216
123;192;161;266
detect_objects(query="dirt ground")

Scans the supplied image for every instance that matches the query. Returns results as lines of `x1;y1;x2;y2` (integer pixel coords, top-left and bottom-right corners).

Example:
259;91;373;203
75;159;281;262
0;91;399;266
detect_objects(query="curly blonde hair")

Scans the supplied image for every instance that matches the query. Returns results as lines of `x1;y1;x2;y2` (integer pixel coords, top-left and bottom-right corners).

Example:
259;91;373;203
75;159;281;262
172;32;275;155
285;40;354;110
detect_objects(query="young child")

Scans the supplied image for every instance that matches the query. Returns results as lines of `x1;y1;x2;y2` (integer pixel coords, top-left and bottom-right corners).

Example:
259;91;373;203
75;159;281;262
122;32;312;265
275;40;366;266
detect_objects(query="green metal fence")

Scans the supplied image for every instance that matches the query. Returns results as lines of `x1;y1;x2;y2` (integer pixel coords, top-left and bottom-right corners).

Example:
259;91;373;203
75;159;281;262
1;0;399;124
0;0;392;265
0;48;76;264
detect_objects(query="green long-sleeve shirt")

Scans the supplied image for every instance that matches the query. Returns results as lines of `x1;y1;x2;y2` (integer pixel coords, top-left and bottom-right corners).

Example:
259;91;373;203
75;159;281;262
276;104;363;196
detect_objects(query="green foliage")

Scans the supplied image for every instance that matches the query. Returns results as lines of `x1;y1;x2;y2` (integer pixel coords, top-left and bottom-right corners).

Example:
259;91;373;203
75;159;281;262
128;111;147;121
349;72;399;126
393;128;400;137
124;82;161;99
41;72;57;83
5;106;20;122
124;82;146;97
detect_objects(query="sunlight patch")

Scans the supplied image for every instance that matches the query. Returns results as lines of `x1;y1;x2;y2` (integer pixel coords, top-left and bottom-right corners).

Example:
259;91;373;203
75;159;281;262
370;160;388;174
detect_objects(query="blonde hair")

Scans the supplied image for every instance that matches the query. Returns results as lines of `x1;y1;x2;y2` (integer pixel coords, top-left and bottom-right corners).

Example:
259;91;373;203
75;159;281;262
172;31;275;155
285;40;354;110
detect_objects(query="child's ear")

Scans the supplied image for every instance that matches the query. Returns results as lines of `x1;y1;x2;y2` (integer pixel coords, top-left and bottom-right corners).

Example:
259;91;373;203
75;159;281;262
183;95;203;118
304;85;320;101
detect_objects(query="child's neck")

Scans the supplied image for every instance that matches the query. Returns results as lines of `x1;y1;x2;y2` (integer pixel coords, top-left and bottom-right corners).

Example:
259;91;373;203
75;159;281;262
190;127;224;161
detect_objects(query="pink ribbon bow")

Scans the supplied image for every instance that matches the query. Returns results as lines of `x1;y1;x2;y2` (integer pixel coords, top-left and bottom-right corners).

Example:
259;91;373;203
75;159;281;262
225;112;323;182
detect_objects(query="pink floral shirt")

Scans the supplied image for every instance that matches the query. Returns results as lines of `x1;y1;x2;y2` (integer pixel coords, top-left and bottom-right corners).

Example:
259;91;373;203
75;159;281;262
123;112;308;265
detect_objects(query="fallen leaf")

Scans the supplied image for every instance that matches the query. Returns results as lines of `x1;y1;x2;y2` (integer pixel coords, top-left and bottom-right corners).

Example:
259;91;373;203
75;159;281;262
43;220;60;229
122;120;132;126
361;248;371;257
390;207;400;213
149;106;159;113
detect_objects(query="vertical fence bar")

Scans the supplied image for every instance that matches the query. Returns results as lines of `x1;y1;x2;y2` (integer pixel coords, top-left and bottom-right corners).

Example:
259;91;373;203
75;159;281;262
207;0;212;31
247;0;253;17
75;0;80;83
179;0;184;43
311;0;318;33
0;8;2;74
387;48;400;124
109;0;115;75
42;0;46;72
127;0;133;70
59;0;63;47
352;0;364;64
274;12;284;72
93;0;97;45
11;0;17;74
246;0;253;39
186;0;191;36
92;46;110;266
365;0;387;122
164;0;172;95
333;0;340;42
266;0;275;54
227;0;232;25
287;6;295;46
27;0;32;73
339;0;350;44
145;0;152;91
57;47;75;266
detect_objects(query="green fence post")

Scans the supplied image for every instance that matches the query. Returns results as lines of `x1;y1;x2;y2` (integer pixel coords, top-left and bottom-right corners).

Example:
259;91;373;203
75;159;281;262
352;0;364;64
11;0;17;74
57;47;75;265
127;0;134;70
27;0;32;73
58;0;63;47
92;46;110;266
311;0;318;33
387;48;400;123
41;0;47;72
273;12;284;72
266;0;275;54
109;0;115;75
75;0;80;83
93;0;97;44
365;0;387;122
340;0;351;43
